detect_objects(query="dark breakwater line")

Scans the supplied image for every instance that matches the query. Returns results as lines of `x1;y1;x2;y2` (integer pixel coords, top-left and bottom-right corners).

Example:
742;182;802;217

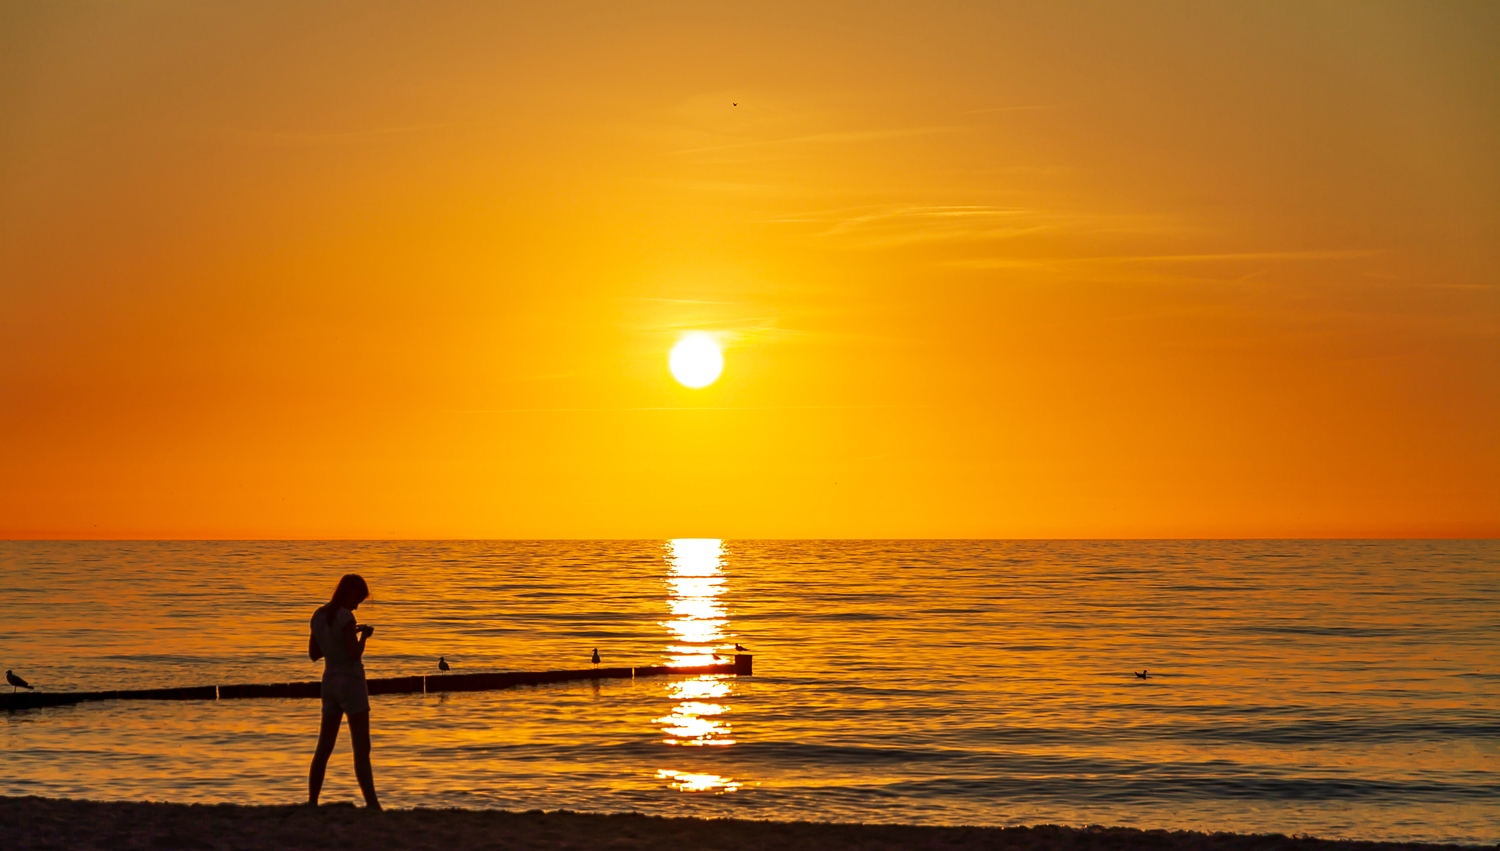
0;655;752;710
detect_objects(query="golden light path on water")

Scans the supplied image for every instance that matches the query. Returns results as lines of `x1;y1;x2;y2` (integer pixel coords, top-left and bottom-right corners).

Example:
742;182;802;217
655;538;741;794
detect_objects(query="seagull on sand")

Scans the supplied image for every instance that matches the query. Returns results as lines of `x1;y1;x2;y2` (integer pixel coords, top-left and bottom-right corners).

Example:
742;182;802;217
1135;670;1150;679
438;656;450;672
735;644;749;652
7;670;33;692
592;648;601;668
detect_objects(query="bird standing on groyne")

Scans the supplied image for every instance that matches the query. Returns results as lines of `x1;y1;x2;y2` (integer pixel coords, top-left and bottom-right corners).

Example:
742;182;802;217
438;657;450;672
735;644;749;652
7;670;33;692
591;648;600;668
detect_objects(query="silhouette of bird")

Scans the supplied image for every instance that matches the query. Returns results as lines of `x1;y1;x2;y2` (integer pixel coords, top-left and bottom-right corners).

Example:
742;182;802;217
438;656;450;672
1135;670;1150;679
591;648;600;668
735;643;749;652
7;670;33;692
732;102;737;106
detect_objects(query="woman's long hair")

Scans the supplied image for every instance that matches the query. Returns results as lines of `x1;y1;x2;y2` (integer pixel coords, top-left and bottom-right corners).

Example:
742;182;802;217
324;574;371;625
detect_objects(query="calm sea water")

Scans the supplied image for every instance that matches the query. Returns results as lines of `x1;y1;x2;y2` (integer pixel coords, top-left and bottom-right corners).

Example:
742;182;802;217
0;541;1495;843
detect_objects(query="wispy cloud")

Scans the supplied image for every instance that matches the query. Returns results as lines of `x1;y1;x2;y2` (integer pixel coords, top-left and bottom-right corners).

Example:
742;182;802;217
775;204;1176;249
446;404;925;414
962;105;1061;115
675;126;957;155
945;248;1385;287
640;315;821;346
501;371;591;383
621;297;909;346
950;249;1381;270
1095;250;1381;264
191;121;486;147
629;297;761;307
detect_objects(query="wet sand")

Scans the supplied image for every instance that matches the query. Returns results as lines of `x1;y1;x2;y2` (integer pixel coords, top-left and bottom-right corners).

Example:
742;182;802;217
2;796;1484;851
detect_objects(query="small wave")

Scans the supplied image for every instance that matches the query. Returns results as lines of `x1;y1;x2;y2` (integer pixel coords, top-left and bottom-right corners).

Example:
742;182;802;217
1233;625;1414;638
877;775;1500;803
969;718;1500;745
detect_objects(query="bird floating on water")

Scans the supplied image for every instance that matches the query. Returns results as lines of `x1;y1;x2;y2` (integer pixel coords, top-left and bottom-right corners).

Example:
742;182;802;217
592;648;601;668
7;670;33;693
1135;670;1150;679
438;656;450;672
735;643;749;652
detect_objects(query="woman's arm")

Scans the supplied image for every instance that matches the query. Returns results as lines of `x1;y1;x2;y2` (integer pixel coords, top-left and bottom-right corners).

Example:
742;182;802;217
342;619;372;661
309;632;323;662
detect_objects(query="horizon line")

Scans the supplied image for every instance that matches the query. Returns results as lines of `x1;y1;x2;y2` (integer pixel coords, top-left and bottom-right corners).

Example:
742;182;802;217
2;535;1495;543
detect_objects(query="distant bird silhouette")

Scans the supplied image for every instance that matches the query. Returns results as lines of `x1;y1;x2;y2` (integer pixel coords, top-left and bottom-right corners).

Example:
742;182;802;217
438;656;450;672
1135;670;1150;679
732;102;737;106
7;670;33;692
591;648;600;668
735;644;749;652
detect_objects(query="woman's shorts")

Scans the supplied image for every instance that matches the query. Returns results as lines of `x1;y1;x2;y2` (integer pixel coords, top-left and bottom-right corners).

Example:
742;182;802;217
321;668;370;715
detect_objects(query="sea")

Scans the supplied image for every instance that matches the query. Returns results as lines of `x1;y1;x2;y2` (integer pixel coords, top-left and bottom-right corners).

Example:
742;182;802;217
0;540;1495;843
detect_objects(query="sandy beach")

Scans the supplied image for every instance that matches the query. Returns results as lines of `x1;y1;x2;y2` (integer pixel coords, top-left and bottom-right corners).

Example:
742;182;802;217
3;797;1485;851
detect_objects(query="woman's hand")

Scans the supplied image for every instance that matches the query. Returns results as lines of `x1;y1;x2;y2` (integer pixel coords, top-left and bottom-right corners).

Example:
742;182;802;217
358;625;375;639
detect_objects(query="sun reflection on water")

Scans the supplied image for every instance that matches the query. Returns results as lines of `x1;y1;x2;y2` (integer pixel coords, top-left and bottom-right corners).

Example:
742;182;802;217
655;769;742;793
655;539;742;791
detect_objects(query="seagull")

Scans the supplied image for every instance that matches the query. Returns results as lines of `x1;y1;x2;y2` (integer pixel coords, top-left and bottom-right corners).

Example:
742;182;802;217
592;648;600;668
735;644;749;652
438;656;450;672
1135;670;1150;679
7;670;33;693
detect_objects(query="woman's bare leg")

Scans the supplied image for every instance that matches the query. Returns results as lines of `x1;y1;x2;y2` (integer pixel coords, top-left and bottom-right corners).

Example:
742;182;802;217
347;710;381;810
308;699;343;805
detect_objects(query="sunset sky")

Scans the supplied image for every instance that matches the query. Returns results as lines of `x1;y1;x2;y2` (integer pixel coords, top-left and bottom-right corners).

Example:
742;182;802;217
2;1;1496;538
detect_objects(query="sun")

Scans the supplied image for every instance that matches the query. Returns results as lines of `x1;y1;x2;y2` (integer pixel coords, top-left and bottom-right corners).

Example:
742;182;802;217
669;333;724;388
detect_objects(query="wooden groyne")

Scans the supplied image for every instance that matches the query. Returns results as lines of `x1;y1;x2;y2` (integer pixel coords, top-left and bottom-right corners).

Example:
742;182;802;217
0;654;752;711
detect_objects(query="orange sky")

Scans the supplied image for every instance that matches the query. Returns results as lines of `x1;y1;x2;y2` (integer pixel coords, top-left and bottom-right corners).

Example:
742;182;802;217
2;2;1496;538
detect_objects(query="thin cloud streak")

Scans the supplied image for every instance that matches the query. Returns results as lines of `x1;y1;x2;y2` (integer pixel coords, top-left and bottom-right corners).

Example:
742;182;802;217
963;105;1062;114
776;204;1182;248
950;249;1382;269
446;404;926;413
675;126;957;155
190;121;493;147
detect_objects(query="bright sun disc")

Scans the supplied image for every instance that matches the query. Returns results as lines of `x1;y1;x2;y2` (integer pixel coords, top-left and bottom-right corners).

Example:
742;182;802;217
669;333;724;388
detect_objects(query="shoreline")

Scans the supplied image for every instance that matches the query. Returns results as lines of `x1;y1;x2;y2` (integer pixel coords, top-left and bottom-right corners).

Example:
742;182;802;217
3;796;1489;851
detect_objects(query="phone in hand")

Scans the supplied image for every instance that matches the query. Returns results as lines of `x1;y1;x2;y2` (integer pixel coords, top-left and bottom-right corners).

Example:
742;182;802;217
358;624;375;638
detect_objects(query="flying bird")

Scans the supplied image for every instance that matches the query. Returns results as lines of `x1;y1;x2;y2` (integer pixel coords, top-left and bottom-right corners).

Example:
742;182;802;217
438;656;450;672
7;670;33;692
1135;670;1150;679
735;644;749;652
592;648;600;668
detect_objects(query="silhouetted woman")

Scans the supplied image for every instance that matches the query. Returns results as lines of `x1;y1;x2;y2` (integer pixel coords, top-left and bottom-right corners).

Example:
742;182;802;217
307;573;381;810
